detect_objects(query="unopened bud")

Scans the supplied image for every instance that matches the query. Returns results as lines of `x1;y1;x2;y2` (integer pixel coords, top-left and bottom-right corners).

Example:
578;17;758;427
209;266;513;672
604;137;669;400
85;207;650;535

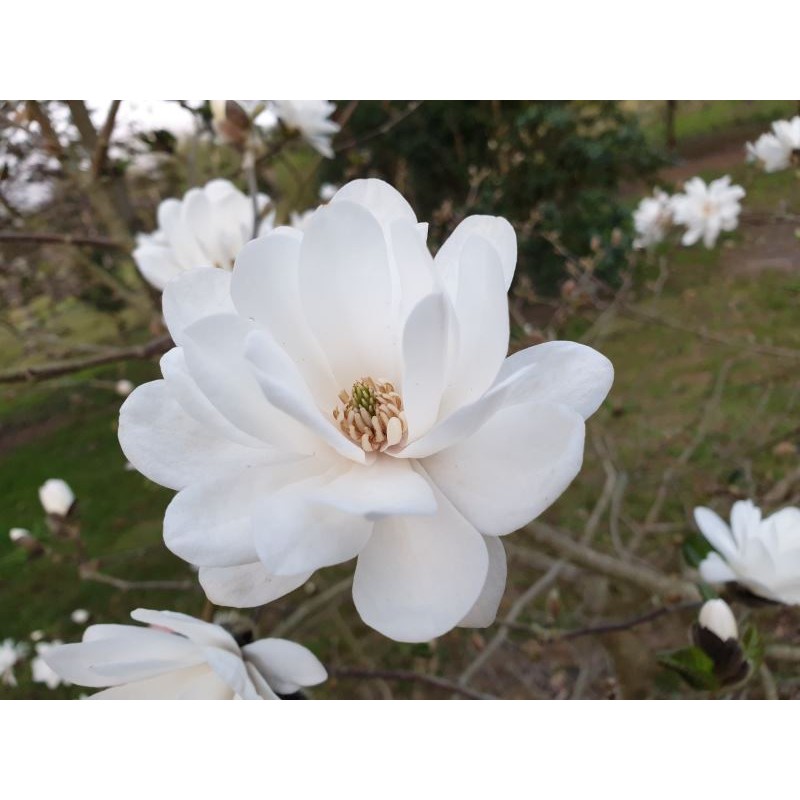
698;599;738;642
39;479;75;517
9;528;44;558
692;599;749;686
211;100;251;148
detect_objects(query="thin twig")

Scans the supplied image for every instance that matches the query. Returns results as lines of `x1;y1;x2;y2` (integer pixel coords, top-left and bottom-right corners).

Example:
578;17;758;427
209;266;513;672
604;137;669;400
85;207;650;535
0;334;172;383
80;567;194;592
328;667;492;700
270;577;353;638
334;101;423;152
91;100;121;179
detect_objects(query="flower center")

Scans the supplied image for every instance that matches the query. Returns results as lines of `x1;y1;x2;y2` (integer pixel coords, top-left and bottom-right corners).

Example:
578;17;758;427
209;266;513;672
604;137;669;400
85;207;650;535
333;377;407;453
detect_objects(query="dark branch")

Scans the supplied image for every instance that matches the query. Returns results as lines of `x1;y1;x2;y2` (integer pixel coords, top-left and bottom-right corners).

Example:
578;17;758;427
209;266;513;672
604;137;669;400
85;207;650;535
327;667;492;700
0;231;127;250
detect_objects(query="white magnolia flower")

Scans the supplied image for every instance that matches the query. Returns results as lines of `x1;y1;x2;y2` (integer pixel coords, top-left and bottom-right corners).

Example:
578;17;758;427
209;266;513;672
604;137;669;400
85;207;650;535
119;179;613;643
271;101;340;159
70;609;90;625
632;188;672;249
747;116;800;173
696;500;800;604
132;179;273;291
43;609;327;700
9;527;30;542
32;641;66;689
0;639;28;687
38;479;75;517
29;630;44;642
115;379;135;397
670;176;745;248
697;599;738;642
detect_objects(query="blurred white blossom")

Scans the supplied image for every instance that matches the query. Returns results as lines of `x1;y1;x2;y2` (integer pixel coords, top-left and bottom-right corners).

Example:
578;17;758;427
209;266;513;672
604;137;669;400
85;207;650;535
0;639;28;687
32;641;66;689
132;179;273;291
271;101;340;158
70;609;90;625
38;479;75;517
118;179;614;642
44;609;327;700
115;379;135;397
633;188;672;249
670;176;745;248
696;499;800;604
9;527;30;542
319;183;339;202
746;116;800;173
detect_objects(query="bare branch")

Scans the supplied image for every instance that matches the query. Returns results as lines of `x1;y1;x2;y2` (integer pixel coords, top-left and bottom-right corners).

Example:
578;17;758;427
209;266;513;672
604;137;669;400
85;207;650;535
0;231;126;250
80;566;194;592
0;334;172;384
91;100;121;179
334;101;423;153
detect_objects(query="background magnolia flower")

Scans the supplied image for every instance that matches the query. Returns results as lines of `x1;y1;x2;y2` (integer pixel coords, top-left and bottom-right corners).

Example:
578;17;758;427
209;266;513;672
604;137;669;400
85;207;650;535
632;188;672;249
271;101;340;158
32;641;66;689
44;609;327;700
115;379;135;397
132;179;273;291
0;639;28;687
319;183;338;202
38;478;75;516
70;609;90;625
670;176;745;248
119;179;613;643
748;116;800;172
695;499;800;604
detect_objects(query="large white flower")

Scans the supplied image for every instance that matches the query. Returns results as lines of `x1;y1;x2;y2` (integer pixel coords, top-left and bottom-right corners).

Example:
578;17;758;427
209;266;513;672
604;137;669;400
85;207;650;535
271;101;340;159
119;179;614;642
695;500;800;604
632;188;672;249
670;176;745;249
133;179;273;291
43;608;327;700
0;639;27;687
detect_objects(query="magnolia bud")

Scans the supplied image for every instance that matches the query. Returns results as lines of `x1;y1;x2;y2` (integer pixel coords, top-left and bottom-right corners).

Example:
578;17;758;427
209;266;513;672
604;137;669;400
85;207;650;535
38;479;75;517
9;528;44;558
211;100;251;148
70;609;90;625
698;599;738;642
115;379;134;397
9;527;29;542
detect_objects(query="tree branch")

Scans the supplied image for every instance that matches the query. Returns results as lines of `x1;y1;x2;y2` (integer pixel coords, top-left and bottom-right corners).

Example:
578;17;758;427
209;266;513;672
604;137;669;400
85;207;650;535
0;231;127;250
91;100;121;179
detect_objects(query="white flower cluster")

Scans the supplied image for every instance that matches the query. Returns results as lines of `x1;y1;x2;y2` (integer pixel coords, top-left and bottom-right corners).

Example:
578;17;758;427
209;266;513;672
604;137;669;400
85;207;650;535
746;115;800;173
633;176;745;250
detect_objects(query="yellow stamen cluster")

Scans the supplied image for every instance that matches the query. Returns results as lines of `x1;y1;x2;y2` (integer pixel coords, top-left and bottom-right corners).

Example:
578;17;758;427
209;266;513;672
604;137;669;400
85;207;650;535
333;378;407;453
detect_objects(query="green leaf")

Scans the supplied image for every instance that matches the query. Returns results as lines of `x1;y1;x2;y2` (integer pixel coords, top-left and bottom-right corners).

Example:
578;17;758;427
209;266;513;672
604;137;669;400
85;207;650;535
658;646;719;691
741;625;764;673
682;532;712;569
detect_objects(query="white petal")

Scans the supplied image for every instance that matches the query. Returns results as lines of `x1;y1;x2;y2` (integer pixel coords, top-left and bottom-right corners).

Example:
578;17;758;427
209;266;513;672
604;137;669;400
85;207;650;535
161;268;235;345
698;552;738;584
352;483;489;642
203;646;261;700
298;200;396;387
199;562;311;608
132;244;182;290
458;536;507;628
130;609;238;650
391;218;439;318
400;293;450;440
694;507;737;561
439;234;509;413
118;380;269;491
182;313;315;453
492;340;614;419
425;401;585;536
331;179;417;228
164;460;322;567
89;664;232;699
252;478;373;576
436;214;517;291
244;638;327;694
231;228;337;403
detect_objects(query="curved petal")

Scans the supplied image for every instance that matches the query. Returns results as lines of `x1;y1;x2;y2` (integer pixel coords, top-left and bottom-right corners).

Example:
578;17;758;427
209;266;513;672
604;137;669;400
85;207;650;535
243;638;327;694
203;646;261;700
331;179;417;229
492;341;614;419
400;293;451;441
458;535;507;628
439;234;509;414
162;268;235;345
199;562;312;608
424;401;585;536
436;215;517;291
164;460;320;567
130;609;237;651
89;664;232;700
118;380;270;491
699;552;738;584
132;245;182;290
694;507;737;561
252;477;374;577
182;313;315;454
298;200;396;387
391;218;439;319
231;228;337;403
730;500;762;548
352;483;489;642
